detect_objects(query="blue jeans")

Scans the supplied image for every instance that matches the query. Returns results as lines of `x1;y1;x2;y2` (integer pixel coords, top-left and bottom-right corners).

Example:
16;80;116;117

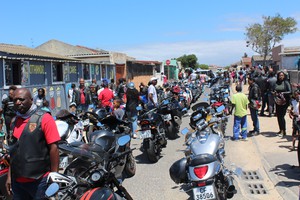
233;115;247;139
12;177;48;200
131;116;138;136
250;107;260;132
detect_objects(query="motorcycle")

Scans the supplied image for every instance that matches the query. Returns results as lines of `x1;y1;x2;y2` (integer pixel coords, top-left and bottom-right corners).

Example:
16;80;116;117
0;150;11;200
158;97;187;140
170;103;239;200
45;135;134;200
137;106;167;163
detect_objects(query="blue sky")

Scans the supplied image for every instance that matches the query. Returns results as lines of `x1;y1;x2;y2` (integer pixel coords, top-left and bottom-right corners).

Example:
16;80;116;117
1;0;300;66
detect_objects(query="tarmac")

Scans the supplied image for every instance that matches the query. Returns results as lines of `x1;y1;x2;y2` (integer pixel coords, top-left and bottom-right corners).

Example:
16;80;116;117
225;83;300;200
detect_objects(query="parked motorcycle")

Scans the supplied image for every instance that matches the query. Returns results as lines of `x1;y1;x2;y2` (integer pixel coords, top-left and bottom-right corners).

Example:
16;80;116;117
137;106;167;163
45;135;134;200
169;103;239;200
0;150;11;200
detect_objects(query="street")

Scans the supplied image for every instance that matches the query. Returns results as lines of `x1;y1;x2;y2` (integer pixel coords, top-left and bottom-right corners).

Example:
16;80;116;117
123;86;300;200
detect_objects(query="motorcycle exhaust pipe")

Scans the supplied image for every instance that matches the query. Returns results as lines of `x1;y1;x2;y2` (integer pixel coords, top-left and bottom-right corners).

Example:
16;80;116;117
174;116;182;125
226;175;236;199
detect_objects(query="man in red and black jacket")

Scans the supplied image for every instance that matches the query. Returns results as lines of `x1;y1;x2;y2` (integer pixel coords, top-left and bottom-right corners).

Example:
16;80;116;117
6;88;60;200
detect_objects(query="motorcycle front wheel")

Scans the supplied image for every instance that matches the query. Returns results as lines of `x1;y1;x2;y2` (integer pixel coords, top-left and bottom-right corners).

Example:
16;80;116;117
124;153;136;178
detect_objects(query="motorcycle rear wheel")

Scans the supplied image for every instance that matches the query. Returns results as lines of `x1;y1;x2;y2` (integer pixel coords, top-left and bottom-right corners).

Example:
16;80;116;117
145;140;160;163
166;122;178;140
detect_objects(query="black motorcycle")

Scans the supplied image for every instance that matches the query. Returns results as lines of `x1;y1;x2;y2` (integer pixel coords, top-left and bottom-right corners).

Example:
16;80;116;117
137;106;167;163
45;135;134;200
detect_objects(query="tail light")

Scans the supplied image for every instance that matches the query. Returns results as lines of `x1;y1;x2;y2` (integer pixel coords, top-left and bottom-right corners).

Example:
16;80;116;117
194;166;208;179
140;120;150;125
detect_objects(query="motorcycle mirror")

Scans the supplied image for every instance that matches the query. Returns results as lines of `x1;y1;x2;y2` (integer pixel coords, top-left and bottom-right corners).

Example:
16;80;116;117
181;127;189;135
216;105;225;113
97;122;103;127
136;106;142;111
117;135;131;146
45;183;59;198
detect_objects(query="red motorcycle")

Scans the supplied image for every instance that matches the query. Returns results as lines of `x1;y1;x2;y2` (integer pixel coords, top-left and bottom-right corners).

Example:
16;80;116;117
0;151;12;200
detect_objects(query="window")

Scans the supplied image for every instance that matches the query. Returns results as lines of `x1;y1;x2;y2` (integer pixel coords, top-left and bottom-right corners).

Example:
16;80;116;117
83;64;90;80
4;60;22;85
52;63;63;82
63;63;70;82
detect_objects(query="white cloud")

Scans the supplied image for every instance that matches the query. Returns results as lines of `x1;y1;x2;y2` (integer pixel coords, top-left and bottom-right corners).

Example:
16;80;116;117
116;36;300;67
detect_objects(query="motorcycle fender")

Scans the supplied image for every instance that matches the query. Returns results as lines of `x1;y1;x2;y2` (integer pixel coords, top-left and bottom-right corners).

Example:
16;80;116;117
143;139;150;150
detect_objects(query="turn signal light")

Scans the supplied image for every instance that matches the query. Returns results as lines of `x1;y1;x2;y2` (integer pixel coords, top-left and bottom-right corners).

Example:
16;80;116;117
194;166;208;179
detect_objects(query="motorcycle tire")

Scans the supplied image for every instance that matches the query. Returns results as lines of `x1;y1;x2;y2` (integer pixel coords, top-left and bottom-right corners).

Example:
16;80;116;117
166;122;178;140
146;140;160;163
123;153;136;178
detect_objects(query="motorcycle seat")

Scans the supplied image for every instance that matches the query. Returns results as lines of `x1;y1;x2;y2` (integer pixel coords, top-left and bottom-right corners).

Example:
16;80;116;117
190;154;217;166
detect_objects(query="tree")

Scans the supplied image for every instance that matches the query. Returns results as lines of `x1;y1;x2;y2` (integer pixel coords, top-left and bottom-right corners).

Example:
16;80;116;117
198;64;209;69
245;14;297;65
177;54;198;69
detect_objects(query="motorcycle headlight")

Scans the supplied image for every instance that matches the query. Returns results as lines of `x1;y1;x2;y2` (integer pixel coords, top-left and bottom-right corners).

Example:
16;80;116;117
90;170;104;182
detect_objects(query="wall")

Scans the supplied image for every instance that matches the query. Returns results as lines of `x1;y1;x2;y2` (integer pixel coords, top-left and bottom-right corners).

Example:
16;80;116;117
282;56;300;70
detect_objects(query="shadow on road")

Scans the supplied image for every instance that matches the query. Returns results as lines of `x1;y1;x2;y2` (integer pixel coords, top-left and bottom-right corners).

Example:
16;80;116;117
270;163;300;187
259;131;280;138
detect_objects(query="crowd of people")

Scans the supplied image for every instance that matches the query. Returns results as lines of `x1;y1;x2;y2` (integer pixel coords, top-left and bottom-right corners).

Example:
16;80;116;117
228;65;300;170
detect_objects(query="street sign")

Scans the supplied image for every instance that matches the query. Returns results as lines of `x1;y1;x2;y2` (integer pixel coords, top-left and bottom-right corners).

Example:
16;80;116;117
166;60;170;66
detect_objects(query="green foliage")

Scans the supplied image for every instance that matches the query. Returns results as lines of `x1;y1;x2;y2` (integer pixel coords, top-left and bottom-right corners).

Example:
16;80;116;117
245;14;297;62
177;54;198;69
198;64;209;69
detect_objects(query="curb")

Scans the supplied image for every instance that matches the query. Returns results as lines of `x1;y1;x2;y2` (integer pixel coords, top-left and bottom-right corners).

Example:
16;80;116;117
251;135;298;200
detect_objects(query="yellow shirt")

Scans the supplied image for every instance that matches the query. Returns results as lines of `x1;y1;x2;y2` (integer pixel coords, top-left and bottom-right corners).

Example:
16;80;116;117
231;92;249;117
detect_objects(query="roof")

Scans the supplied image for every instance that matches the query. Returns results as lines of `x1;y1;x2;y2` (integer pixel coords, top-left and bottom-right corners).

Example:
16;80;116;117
280;46;300;56
35;39;109;57
0;43;78;61
242;57;251;63
252;55;272;61
130;60;161;65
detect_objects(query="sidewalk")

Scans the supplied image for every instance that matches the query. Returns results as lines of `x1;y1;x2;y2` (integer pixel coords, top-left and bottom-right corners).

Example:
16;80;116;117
226;83;300;199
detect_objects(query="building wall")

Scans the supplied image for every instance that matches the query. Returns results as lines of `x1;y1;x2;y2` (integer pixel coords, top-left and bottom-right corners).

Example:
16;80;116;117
0;59;4;87
129;75;153;89
282;56;300;70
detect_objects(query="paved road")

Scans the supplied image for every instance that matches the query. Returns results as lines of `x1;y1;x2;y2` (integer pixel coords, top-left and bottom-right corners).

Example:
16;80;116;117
123;89;247;200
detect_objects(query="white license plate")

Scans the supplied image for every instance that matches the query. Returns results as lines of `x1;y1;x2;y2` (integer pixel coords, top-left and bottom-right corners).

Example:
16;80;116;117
139;130;152;139
193;185;216;200
163;114;172;121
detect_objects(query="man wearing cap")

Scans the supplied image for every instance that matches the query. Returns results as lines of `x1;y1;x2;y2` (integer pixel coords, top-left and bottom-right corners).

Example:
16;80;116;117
148;77;158;109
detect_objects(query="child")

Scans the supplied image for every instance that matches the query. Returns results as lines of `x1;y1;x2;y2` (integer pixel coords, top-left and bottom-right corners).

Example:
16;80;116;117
112;98;124;120
289;90;300;151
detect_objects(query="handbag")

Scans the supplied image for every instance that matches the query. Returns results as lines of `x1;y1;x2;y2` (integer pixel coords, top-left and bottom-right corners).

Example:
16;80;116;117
250;99;261;110
274;92;287;106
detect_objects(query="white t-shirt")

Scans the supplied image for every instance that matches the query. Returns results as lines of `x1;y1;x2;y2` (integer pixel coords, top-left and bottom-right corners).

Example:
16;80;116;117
291;99;300;121
68;89;74;103
148;85;158;106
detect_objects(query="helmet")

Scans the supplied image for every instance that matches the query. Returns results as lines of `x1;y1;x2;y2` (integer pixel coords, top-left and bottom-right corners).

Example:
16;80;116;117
172;86;180;94
80;187;116;200
89;130;115;152
127;82;135;89
169;158;188;184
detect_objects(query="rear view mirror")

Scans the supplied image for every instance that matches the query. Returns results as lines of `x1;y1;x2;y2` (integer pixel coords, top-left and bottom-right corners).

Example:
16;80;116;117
45;183;59;198
117;135;131;146
216;105;225;113
181;127;189;135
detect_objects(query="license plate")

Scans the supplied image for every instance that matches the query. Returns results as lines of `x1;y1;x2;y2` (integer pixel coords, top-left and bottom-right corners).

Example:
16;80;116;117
139;130;152;139
193;185;216;200
163;114;172;121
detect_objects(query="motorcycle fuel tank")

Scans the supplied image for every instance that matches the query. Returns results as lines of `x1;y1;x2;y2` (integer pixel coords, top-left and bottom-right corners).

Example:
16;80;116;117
190;133;224;156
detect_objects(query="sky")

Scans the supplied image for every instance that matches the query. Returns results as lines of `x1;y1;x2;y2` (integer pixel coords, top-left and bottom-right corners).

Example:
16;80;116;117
1;0;300;66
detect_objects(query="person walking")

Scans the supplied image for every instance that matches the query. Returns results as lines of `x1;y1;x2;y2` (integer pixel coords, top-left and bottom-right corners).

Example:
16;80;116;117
248;77;261;135
229;84;249;141
289;90;300;151
1;85;17;140
148;77;158;110
254;73;268;116
98;80;114;112
125;82;139;139
273;71;292;136
78;78;91;113
266;71;277;117
68;83;76;103
6;88;60;200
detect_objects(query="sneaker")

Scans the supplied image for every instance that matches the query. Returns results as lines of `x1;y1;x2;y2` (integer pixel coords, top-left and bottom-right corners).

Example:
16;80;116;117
249;130;255;134
252;131;260;136
241;138;248;141
259;113;266;117
132;133;138;139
